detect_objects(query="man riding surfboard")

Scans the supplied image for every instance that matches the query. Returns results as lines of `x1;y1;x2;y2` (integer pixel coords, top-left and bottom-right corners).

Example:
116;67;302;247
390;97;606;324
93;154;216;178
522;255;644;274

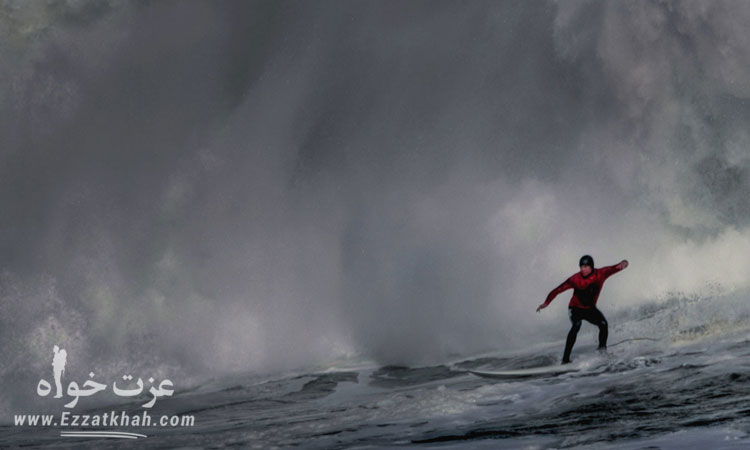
537;255;629;364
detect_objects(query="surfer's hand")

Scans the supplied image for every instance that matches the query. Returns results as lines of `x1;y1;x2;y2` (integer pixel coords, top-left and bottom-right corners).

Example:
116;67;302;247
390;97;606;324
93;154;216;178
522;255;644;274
617;260;629;270
536;303;546;313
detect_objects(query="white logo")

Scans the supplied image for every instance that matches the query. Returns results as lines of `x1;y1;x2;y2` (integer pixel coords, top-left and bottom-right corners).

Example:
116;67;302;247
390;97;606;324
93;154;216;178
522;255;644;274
37;346;174;409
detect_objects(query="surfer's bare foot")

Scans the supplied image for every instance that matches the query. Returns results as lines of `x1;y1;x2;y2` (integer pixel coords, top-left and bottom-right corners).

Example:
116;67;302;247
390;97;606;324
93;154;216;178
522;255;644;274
561;359;571;365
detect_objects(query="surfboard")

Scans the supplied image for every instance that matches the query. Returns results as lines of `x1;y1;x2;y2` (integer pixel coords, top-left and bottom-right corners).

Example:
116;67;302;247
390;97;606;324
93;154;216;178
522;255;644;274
467;364;579;379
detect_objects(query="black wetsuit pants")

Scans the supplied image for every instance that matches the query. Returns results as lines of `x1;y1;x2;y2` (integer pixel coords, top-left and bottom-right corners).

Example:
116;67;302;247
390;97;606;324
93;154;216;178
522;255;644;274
562;306;608;363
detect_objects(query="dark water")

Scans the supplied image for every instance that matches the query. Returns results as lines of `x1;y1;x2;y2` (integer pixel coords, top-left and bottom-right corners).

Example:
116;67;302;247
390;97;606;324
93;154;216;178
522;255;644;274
4;294;750;449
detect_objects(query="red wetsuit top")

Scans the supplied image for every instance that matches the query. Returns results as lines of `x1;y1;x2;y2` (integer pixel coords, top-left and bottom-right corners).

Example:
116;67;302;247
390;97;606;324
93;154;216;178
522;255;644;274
542;264;623;309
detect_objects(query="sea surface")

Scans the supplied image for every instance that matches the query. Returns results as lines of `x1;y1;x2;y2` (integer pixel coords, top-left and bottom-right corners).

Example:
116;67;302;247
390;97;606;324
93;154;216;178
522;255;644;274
4;293;750;449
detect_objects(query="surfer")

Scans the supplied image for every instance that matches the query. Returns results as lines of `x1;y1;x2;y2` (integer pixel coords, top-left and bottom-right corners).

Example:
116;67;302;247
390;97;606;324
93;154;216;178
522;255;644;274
536;255;628;364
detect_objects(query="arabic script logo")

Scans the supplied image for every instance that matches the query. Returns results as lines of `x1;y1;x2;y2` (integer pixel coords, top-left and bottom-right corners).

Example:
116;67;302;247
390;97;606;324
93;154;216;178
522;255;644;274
37;345;174;409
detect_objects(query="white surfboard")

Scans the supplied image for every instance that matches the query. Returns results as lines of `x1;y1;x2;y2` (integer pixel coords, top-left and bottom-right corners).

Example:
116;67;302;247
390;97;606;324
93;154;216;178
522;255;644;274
467;364;579;379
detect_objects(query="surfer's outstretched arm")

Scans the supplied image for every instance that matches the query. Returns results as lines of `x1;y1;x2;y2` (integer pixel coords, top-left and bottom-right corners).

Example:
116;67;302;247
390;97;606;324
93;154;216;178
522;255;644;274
600;259;629;279
537;278;573;312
